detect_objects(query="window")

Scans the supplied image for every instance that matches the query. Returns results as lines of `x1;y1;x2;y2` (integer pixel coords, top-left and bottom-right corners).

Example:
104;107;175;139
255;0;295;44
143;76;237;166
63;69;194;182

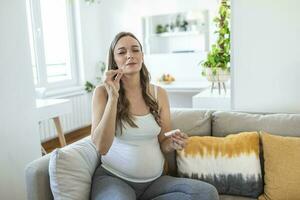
26;0;78;90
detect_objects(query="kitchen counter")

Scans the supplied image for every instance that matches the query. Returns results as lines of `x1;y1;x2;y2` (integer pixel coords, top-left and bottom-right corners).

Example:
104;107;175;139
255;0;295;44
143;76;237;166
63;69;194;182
155;81;210;93
153;81;211;108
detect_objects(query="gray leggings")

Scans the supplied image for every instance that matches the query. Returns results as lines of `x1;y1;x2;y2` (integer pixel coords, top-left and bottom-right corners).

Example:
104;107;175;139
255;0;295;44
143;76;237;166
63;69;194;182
91;165;219;200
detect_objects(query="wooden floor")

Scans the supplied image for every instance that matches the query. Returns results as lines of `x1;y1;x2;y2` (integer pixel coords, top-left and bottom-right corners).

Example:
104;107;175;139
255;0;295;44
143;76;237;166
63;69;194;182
42;125;91;153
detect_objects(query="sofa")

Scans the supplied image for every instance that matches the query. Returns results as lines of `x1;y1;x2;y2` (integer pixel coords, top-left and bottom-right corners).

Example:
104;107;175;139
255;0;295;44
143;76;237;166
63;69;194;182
25;109;300;200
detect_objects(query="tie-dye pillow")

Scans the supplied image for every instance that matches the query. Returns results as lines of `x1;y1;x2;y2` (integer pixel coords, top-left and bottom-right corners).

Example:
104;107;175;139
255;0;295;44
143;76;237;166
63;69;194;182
177;132;263;198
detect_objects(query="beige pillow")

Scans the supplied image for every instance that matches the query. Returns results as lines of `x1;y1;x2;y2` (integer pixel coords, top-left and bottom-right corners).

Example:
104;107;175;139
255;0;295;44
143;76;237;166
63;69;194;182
177;132;263;197
49;136;99;200
259;132;300;200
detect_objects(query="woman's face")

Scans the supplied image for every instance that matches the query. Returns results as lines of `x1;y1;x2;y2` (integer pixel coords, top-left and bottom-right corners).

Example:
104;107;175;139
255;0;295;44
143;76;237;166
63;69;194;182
113;36;144;75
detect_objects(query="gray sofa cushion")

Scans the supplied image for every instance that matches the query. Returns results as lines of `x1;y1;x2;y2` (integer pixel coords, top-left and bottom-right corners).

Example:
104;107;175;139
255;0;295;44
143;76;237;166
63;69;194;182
220;195;256;200
212;111;300;137
171;108;213;136
25;153;53;200
167;109;213;176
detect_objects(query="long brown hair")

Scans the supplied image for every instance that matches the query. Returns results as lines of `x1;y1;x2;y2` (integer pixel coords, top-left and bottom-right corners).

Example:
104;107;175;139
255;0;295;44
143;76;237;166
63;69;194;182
107;32;160;133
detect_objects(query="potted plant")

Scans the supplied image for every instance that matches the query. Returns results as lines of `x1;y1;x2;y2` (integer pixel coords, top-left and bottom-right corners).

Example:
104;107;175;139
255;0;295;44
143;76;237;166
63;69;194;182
201;0;230;92
85;61;106;93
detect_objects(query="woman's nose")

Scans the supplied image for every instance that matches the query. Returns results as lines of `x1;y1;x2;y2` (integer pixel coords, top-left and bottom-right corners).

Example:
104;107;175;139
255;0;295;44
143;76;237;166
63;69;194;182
126;52;133;59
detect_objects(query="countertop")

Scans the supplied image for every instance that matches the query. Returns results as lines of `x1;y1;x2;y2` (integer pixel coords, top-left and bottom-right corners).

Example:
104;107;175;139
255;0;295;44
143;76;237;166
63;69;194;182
155;81;210;92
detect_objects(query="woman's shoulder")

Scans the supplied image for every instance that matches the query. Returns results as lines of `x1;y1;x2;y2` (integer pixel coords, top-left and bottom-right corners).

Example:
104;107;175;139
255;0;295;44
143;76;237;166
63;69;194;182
149;83;168;100
150;83;166;93
93;84;107;99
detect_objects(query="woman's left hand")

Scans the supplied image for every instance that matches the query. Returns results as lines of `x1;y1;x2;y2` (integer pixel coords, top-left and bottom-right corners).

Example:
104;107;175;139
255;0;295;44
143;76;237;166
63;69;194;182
169;131;189;151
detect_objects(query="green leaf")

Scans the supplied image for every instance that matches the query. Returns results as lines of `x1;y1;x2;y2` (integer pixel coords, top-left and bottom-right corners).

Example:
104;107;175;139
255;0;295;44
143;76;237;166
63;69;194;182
85;81;96;93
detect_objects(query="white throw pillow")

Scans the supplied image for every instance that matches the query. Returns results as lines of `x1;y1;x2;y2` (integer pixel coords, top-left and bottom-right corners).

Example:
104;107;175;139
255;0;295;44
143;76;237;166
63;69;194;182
49;136;99;200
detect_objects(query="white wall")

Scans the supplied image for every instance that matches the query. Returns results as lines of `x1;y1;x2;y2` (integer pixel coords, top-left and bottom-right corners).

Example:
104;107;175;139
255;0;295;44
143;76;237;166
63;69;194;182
144;52;207;82
74;0;104;84
0;1;41;199
81;0;220;83
231;0;300;113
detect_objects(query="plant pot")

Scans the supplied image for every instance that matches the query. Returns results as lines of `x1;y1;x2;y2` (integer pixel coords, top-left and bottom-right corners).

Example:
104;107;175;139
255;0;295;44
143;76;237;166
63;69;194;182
205;68;230;82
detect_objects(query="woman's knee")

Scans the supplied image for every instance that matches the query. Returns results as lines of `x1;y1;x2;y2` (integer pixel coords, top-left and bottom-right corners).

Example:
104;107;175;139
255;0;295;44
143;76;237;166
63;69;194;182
181;178;219;200
91;177;136;200
202;183;219;200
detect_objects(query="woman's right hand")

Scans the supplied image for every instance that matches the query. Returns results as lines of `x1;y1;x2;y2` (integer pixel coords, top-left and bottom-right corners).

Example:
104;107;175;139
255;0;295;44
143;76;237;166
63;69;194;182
104;68;123;100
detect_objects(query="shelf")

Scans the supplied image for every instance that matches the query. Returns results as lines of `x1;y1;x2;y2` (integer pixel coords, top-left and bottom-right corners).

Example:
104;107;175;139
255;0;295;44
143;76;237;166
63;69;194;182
142;10;209;54
153;31;203;37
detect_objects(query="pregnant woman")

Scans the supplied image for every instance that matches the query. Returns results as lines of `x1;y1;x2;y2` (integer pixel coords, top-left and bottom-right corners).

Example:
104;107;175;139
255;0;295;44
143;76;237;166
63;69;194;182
91;31;219;200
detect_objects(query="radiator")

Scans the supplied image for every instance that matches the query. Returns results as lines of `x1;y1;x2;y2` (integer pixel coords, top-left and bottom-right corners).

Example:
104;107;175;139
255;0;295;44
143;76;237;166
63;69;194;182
39;93;92;142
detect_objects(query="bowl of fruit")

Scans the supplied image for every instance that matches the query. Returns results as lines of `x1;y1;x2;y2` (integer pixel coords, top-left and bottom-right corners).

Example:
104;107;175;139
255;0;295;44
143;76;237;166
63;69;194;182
158;73;175;84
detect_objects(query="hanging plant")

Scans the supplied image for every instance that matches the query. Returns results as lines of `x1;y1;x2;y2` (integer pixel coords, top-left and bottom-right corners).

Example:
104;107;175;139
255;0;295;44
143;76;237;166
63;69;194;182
201;0;230;77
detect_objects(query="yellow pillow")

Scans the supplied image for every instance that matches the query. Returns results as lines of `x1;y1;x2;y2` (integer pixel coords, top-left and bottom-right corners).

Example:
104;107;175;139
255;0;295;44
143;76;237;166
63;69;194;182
177;132;262;197
258;132;300;200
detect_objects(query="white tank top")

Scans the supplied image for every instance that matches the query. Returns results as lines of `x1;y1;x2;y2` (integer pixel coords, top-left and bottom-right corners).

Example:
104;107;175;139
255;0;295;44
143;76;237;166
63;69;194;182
101;86;164;183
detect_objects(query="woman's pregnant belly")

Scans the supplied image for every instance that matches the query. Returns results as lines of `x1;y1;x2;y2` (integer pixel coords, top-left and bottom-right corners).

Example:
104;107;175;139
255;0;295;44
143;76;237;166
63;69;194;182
101;138;164;182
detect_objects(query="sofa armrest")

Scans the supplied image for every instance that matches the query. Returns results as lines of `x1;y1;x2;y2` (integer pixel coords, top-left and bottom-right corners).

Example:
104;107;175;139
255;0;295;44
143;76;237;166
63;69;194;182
25;136;99;200
25;153;53;200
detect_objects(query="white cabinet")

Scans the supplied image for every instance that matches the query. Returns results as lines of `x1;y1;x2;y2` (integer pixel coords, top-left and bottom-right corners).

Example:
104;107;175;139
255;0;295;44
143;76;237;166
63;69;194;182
193;89;231;110
142;10;209;54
